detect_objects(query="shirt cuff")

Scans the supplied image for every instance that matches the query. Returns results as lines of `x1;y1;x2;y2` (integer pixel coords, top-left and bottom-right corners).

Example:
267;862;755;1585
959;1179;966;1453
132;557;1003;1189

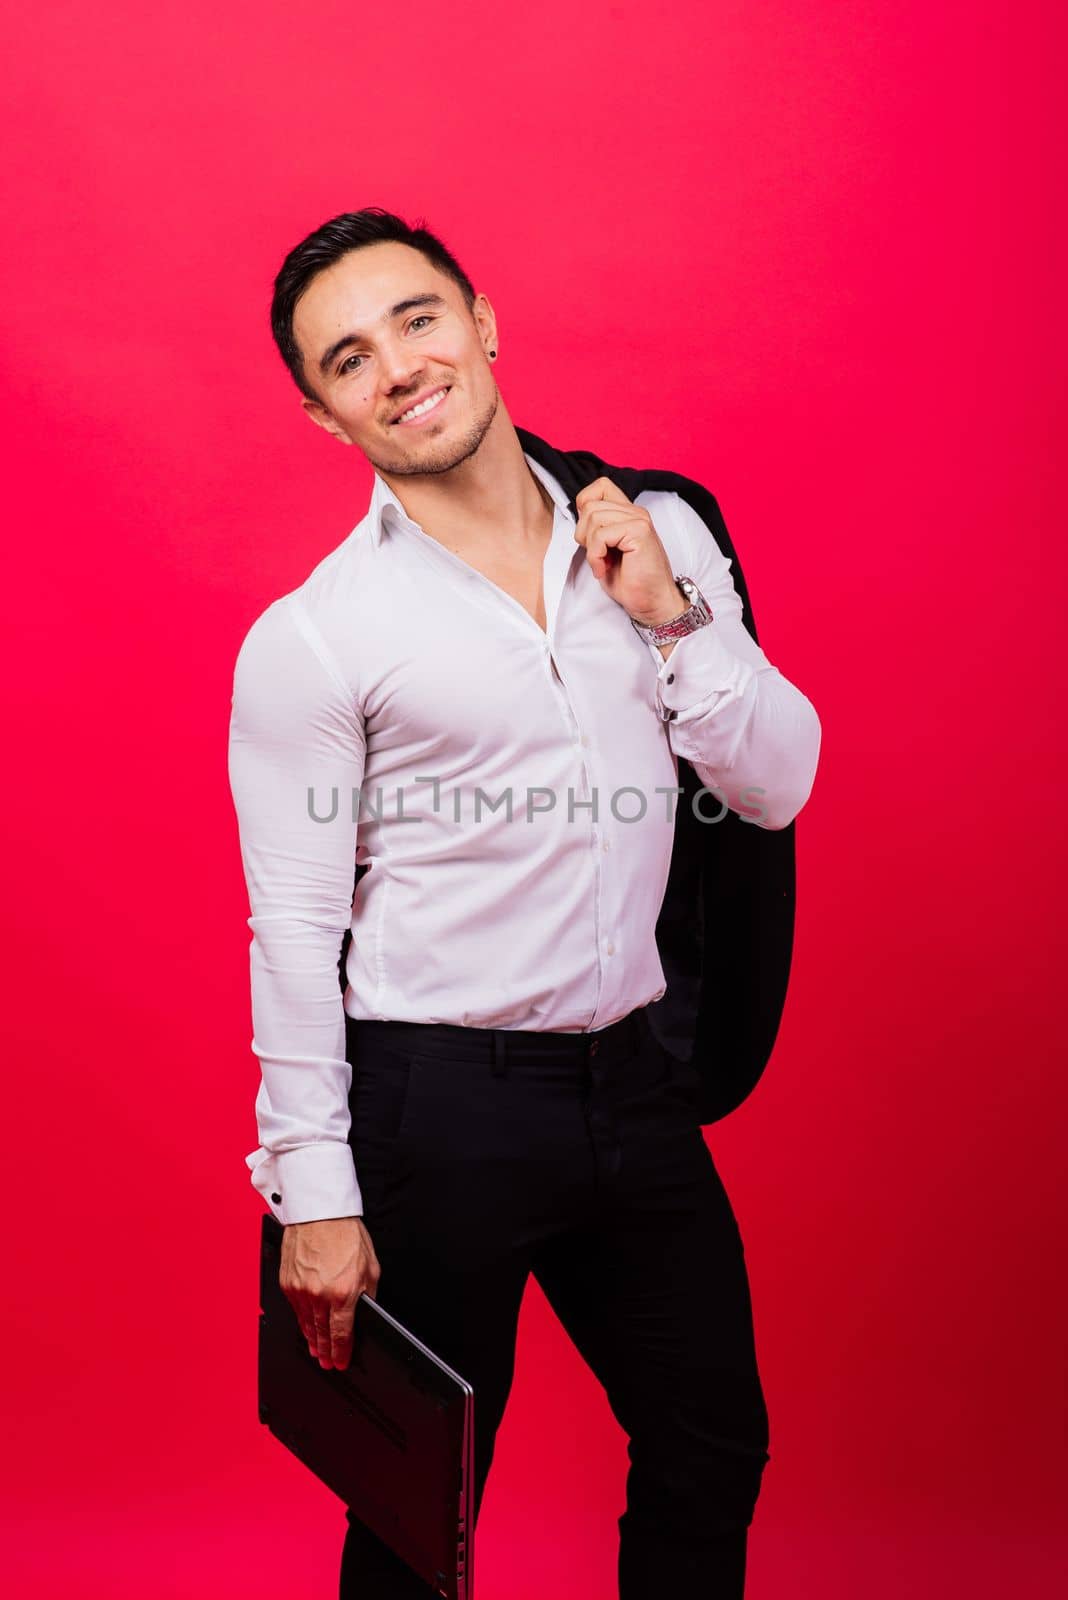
246;1142;364;1225
654;623;755;721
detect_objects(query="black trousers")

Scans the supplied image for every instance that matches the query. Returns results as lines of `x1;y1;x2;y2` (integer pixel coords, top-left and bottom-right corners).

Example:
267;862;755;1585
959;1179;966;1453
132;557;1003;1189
338;1004;770;1599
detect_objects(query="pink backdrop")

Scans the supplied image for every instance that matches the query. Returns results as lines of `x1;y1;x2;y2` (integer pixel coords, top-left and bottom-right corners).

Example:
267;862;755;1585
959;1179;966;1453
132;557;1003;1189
3;2;1065;1595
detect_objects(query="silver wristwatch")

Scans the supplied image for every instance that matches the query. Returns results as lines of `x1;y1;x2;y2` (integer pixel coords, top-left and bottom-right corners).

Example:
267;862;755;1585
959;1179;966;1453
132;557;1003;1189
629;575;714;647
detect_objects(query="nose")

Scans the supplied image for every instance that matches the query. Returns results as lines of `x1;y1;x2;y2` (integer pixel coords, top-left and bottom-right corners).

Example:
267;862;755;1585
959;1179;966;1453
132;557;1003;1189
380;334;426;392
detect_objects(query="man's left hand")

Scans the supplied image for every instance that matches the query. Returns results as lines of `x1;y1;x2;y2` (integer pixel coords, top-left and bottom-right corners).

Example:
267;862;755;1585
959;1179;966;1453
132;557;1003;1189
573;477;686;626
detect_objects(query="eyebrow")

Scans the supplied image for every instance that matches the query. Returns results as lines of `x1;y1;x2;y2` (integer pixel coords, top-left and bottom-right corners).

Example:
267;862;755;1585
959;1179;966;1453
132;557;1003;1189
317;294;448;375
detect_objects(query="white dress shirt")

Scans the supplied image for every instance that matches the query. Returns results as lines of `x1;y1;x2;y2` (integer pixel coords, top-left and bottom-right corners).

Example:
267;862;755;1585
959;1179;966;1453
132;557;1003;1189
227;451;821;1224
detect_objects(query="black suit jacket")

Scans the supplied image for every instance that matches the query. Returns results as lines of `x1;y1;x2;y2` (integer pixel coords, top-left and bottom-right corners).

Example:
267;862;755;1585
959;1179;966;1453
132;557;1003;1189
341;426;797;1127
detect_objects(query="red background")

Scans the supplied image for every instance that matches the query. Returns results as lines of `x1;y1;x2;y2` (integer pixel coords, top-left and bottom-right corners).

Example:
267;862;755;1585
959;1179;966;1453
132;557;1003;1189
3;2;1065;1595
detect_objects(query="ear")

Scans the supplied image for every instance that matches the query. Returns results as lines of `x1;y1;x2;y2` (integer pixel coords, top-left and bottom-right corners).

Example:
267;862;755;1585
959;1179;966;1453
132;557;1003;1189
471;291;497;358
300;396;354;446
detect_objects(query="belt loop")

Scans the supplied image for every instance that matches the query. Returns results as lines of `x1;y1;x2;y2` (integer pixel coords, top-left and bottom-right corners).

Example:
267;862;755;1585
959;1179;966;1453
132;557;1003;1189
490;1030;506;1077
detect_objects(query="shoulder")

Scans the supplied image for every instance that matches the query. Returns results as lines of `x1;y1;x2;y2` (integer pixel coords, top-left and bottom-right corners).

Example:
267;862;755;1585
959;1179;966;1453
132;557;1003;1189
232;591;318;685
234;591;296;660
231;512;377;687
230;589;351;732
635;485;732;567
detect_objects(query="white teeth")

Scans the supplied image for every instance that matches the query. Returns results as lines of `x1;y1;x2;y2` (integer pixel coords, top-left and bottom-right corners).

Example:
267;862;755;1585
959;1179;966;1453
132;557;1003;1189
398;388;447;422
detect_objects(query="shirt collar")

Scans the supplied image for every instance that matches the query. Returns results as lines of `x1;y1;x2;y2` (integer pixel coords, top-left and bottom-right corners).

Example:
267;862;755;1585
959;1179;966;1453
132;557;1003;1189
366;450;573;549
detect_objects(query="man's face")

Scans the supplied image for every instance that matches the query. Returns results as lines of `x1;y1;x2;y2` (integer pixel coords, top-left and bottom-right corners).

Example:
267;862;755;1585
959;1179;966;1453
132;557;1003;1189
292;240;499;478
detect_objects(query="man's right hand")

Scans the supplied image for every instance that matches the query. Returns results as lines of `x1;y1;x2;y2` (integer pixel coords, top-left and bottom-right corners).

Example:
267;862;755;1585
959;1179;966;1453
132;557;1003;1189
279;1215;381;1372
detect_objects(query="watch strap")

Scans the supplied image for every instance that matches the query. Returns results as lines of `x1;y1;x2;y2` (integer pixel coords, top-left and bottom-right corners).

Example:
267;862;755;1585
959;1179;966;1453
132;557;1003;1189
629;575;714;646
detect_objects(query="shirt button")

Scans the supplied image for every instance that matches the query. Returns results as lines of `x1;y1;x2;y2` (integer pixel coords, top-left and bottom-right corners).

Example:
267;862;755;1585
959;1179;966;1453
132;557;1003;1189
271;1192;282;1204
606;941;615;956
666;672;675;684
602;838;611;852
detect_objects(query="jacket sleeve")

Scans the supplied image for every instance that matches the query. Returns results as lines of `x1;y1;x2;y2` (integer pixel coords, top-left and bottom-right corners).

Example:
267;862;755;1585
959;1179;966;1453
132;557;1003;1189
227;595;366;1224
646;492;822;830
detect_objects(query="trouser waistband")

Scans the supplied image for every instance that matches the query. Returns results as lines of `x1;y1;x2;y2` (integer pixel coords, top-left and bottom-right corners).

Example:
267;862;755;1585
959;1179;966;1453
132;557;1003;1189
345;1005;648;1075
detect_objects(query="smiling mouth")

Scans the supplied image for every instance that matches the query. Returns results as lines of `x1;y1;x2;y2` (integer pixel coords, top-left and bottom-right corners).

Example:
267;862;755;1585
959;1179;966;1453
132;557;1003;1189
392;386;451;426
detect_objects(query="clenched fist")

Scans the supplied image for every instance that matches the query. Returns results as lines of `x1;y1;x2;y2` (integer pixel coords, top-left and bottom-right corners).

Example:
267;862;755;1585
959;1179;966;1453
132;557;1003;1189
573;477;686;626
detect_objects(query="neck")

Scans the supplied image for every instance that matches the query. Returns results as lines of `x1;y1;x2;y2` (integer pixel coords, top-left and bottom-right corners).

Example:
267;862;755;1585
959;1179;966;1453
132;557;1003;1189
376;404;553;550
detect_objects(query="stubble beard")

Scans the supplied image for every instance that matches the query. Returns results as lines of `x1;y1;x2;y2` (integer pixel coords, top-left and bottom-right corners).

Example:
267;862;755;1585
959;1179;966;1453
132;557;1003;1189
364;385;501;480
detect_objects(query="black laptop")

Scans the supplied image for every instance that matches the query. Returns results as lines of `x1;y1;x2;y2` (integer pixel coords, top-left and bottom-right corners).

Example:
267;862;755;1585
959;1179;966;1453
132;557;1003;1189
257;1212;475;1599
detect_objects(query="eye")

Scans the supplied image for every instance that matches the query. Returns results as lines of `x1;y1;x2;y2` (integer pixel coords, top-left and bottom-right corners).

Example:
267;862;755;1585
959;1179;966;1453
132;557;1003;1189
337;316;435;376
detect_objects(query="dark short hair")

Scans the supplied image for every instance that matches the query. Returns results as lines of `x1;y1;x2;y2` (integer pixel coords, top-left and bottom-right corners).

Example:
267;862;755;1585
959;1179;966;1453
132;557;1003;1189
270;207;478;400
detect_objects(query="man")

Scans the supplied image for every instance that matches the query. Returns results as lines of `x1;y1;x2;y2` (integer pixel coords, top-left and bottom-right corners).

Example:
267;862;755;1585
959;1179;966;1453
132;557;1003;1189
228;206;821;1598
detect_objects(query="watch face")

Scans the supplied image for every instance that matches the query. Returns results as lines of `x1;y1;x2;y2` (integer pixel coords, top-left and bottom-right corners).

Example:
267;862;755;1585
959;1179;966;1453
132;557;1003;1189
679;579;712;621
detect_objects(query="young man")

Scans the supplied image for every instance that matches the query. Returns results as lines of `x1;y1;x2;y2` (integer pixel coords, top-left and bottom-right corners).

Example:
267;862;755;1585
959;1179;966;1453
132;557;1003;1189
228;207;821;1598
